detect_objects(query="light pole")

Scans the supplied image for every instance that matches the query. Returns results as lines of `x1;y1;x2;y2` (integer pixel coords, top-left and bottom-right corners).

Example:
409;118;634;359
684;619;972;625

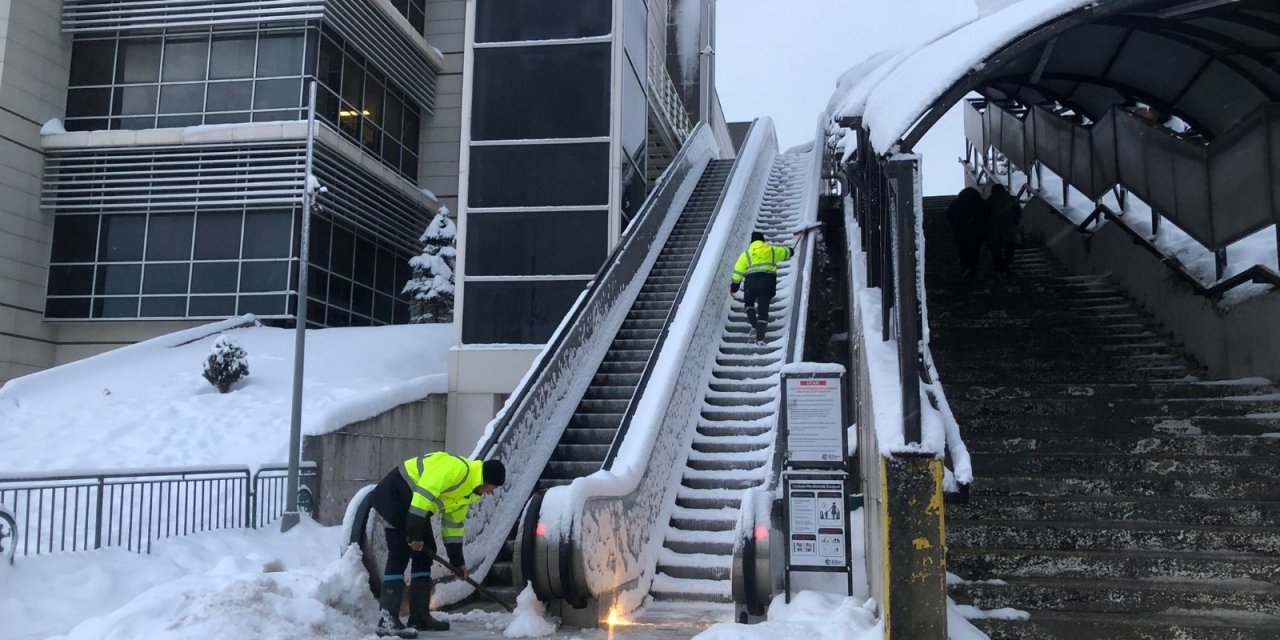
282;79;320;532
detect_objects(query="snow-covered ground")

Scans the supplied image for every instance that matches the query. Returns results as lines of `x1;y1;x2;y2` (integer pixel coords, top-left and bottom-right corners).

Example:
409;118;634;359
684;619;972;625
0;317;451;473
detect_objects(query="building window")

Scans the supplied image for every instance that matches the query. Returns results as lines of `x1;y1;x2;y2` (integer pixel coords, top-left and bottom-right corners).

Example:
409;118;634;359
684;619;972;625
389;0;428;36
314;28;423;181
476;0;612;43
462;280;586;344
469;142;609;208
466;211;608;276
472;44;611;140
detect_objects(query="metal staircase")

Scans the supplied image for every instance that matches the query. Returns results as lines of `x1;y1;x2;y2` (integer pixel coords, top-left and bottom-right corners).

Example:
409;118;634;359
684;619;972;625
648;152;811;608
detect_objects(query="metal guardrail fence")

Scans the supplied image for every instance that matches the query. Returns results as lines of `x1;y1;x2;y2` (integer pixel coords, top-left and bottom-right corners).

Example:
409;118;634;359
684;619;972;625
0;462;316;558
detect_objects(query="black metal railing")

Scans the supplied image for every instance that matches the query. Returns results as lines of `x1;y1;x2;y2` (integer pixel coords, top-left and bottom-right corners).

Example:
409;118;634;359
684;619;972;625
0;462;316;558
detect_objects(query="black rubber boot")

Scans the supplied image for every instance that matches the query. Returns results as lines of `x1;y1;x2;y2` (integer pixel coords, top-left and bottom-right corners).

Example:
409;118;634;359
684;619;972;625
377;581;418;638
406;576;450;632
755;321;768;344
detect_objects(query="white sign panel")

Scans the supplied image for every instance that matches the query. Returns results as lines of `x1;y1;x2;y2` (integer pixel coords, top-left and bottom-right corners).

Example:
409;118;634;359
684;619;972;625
786;478;847;568
784;376;844;464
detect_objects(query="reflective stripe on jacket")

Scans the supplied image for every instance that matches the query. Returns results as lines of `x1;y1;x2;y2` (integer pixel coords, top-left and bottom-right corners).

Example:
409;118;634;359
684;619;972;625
399;452;485;544
732;240;793;283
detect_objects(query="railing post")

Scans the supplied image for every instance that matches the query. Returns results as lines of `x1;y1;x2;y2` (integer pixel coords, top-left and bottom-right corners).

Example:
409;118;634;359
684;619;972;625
1152;209;1162;236
1215;249;1228;281
888;155;922;446
93;477;104;550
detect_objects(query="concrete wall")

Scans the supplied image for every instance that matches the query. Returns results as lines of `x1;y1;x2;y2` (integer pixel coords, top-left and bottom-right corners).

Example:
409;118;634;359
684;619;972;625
446;346;537;454
1023;196;1280;381
302;394;448;525
420;0;465;216
0;0;69;384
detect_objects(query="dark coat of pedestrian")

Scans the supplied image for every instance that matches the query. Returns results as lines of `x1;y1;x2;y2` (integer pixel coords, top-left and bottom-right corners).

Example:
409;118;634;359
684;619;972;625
945;187;986;278
984;185;1023;274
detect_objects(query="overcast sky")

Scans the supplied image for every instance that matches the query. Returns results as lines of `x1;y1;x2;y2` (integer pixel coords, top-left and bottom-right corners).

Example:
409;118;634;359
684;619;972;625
716;0;982;195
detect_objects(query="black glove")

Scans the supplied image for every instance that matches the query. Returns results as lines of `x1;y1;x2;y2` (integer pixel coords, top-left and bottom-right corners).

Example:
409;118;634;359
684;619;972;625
445;542;465;570
730;282;740;294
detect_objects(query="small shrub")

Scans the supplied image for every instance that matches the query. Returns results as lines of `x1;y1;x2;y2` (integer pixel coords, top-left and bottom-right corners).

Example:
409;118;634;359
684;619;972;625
203;336;249;393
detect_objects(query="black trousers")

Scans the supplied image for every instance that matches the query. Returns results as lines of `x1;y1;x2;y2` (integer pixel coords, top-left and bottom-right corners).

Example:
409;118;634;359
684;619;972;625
956;237;982;273
989;241;1017;273
742;274;778;327
383;524;435;584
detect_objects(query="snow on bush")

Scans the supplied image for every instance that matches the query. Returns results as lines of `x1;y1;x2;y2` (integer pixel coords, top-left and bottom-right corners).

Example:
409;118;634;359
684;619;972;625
403;208;457;324
202;336;250;393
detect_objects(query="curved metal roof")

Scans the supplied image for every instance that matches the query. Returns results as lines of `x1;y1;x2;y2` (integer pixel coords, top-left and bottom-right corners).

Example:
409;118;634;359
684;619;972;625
845;0;1280;153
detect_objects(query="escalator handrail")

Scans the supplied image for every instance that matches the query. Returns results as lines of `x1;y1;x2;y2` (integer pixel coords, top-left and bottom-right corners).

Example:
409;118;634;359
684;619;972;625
600;139;754;469
472;122;721;462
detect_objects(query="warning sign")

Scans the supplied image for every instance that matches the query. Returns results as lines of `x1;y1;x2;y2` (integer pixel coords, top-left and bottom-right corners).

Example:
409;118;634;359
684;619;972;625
786;477;847;569
783;375;845;465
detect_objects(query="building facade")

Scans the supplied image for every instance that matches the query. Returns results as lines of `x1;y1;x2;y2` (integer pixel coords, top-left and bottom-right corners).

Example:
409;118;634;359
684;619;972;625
0;0;716;450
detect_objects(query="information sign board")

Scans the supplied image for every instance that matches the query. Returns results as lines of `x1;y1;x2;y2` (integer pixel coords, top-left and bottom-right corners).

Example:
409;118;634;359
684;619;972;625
783;374;846;465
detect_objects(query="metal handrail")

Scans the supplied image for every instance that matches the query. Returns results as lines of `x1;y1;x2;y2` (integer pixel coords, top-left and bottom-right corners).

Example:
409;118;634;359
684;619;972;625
647;43;693;144
0;461;314;558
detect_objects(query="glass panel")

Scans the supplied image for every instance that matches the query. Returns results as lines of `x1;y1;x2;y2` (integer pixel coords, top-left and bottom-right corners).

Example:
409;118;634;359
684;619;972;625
476;0;612;42
162;37;209;82
210;33;256;79
331;225;354;278
621;158;646;225
47;265;95;296
256;33;304;77
66;88;113;119
70;39;117;86
204;111;252;125
310;216;332;268
46;297;92;319
253;78;302;110
159;83;205;114
93;297;139;319
191;262;239;293
98;215;145;261
472;44;610;140
466;210;607;276
318;36;343;93
188;295;236;317
622;66;647;165
341;54;365;107
462;280;585;344
469;142;609;207
364;71;385;129
157;114;201;128
354;239;376;286
240;261;289;292
624;0;647;78
94;263;141;295
243;209;294;258
351;285;373;317
308;266;328;298
238;294;286;316
145;213;194;260
117;38;161;83
50;215;100;263
194;211;243;260
375;248;396;293
115;85;157;116
142;263;190;294
140;296;187;317
326;306;351;327
329;274;352;307
374;293;393;323
206;81;253;112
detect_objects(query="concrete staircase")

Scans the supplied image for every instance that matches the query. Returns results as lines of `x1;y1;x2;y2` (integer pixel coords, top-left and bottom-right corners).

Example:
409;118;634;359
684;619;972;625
648;153;811;609
923;196;1280;638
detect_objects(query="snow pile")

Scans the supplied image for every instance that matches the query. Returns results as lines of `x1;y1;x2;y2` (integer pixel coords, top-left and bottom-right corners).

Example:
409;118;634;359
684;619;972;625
695;591;880;640
0;318;451;473
2;518;370;640
504;584;558;638
40;118;67;134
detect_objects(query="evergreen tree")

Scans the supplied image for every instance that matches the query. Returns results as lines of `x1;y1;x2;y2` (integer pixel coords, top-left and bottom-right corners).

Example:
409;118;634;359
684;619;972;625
202;336;249;393
403;208;456;323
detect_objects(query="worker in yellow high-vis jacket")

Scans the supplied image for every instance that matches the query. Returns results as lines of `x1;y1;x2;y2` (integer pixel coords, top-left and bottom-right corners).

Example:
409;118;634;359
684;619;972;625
730;230;794;345
369;452;505;636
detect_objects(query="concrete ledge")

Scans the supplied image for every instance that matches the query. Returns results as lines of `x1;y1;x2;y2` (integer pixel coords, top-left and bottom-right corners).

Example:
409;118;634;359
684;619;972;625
302;394;447;525
1023;197;1280;381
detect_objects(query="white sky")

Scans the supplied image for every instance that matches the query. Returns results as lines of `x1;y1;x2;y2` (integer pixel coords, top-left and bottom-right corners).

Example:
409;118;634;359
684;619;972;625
716;0;981;195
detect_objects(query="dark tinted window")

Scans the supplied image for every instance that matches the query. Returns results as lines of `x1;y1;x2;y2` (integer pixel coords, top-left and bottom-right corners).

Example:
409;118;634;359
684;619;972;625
189;295;236;317
51;216;100;262
472;44;610;140
95;263;141;295
239;294;286;316
476;0;612;42
624;0;647;78
48;265;95;296
191;263;239;293
70;39;117;85
142;263;191;294
466;211;607;276
240;261;290;292
330;225;354;278
159;83;205;114
206;81;253;112
98;215;145;261
117;39;161;83
621;158;646;225
462;280;585;344
145;213;193;260
470;142;609;207
66;88;112;119
256;33;303;77
254;78;301;110
141;296;187;317
242;209;294;258
209;33;256;79
46;298;92;318
116;85;157;115
94;297;139;318
622;66;647;165
162;37;209;82
194;211;243;260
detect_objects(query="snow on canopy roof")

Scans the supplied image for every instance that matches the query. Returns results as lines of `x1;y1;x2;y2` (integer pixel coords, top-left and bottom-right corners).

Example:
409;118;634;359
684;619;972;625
830;0;1097;154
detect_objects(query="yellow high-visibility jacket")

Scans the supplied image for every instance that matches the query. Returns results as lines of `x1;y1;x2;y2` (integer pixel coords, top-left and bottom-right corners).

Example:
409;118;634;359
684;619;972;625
732;240;793;283
399;452;485;545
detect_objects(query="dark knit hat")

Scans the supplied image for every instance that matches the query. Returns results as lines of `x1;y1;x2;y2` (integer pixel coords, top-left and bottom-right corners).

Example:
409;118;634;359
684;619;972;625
483;459;506;486
751;231;765;242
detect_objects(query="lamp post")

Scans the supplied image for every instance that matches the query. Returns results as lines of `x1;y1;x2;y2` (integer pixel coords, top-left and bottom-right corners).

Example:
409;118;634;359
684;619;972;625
282;79;319;532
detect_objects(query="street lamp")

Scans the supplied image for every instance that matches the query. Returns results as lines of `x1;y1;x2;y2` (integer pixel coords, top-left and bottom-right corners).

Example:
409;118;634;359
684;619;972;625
282;80;321;532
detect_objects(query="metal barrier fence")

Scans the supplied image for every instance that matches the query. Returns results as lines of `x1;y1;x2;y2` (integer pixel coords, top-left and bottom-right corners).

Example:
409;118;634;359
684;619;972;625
0;462;316;558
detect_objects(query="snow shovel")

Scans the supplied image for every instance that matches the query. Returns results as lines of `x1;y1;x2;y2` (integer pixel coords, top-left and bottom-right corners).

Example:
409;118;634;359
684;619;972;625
430;552;514;612
789;221;823;242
